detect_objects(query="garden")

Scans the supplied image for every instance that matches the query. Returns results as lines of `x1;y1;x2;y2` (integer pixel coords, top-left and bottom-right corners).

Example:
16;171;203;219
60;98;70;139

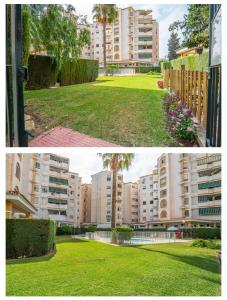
6;237;221;296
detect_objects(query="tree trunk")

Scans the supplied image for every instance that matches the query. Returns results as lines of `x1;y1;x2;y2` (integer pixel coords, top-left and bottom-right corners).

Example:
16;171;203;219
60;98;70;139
103;22;107;76
111;168;117;229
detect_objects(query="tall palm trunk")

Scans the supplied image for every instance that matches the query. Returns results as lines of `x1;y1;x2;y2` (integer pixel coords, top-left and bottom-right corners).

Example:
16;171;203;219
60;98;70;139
102;21;107;75
111;168;117;229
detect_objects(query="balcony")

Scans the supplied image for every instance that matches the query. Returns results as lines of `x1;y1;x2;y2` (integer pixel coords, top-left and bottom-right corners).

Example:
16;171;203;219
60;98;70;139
48;214;67;221
48;192;68;200
197;173;221;183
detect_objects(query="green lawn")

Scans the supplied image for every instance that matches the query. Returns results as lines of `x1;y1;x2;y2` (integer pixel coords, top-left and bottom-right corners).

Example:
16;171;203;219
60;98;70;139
6;239;221;296
25;74;174;146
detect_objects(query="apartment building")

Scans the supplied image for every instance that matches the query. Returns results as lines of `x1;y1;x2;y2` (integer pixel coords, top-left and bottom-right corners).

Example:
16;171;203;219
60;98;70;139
123;182;139;225
6;154;37;218
81;6;159;66
143;153;221;228
6;154;81;227
138;168;159;224
91;170;123;228
80;184;92;224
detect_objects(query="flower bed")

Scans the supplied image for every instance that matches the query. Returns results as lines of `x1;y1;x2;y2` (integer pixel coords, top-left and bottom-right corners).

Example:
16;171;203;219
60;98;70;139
163;94;199;146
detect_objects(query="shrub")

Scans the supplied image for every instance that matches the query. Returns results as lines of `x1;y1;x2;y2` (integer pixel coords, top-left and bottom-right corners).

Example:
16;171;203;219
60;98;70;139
135;66;161;73
6;219;56;259
157;80;164;89
112;227;134;244
26;55;58;90
192;227;221;239
86;226;97;232
134;228;166;232
191;239;221;250
59;58;98;86
56;225;80;236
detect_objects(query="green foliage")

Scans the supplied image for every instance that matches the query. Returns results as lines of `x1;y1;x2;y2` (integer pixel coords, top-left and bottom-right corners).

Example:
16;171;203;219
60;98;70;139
169;4;209;48
192;227;221;239
134;228;167;232
56;225;80;236
168;31;180;60
6;219;56;259
170;51;209;71
86;226;97;232
59;58;98;86
135;66;161;73
26;55;58;90
112;227;134;232
191;239;221;250
147;71;161;76
22;5;31;66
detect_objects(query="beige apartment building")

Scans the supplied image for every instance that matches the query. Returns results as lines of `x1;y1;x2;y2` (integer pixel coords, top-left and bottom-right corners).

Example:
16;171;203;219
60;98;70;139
80;184;92;224
80;6;159;66
143;153;221;228
6;153;82;227
123;182;139;224
91;170;124;228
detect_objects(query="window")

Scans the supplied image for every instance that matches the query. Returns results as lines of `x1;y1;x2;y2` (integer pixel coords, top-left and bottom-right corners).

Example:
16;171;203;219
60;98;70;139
199;207;221;215
49;187;67;194
50;155;69;164
184;210;189;217
138;53;152;59
160;210;167;218
138;36;152;41
198;181;221;189
107;176;111;181
15;162;21;180
197;154;221;165
160;199;167;208
48;198;67;205
49;176;68;186
198;194;221;203
143;201;146;205
35;162;40;169
96;44;99;47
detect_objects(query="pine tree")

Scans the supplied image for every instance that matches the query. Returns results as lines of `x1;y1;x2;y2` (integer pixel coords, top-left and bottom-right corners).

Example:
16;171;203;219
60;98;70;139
167;32;180;61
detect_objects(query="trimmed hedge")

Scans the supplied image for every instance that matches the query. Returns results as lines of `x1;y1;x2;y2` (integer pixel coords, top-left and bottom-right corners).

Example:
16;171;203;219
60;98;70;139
180;227;221;239
170;51;209;71
56;225;80;236
59;58;99;86
6;219;56;259
26;55;58;90
135;66;161;73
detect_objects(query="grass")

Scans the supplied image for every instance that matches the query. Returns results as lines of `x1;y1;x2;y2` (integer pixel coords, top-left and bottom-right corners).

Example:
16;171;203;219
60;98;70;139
25;74;174;146
6;239;221;296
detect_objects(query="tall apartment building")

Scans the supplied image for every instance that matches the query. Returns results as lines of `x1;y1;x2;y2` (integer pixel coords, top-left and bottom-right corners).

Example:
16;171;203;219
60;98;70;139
80;184;92;224
138;168;159;224
143;153;222;228
6;154;81;227
91;170;123;228
123;182;139;224
81;6;159;66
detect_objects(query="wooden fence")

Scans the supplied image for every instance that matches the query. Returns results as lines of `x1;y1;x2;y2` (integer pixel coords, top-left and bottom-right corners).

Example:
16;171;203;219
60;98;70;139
163;66;208;128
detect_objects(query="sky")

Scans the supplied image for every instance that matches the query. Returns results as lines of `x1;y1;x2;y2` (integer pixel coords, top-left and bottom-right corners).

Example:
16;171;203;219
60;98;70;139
73;3;188;58
56;153;161;183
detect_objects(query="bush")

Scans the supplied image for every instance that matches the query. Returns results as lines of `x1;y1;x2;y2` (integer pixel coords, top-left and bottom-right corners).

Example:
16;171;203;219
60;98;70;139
86;226;97;232
6;219;56;259
134;228;167;232
59;58;98;86
112;227;134;232
56;225;80;236
26;55;58;90
191;239;221;249
112;227;134;244
135;66;161;73
192;227;221;239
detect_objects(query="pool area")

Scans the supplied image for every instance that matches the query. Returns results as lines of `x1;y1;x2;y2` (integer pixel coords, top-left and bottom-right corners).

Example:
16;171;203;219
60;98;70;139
83;231;187;245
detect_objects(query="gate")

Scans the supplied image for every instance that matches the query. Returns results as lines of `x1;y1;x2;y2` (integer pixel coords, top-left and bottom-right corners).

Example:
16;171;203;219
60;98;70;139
6;4;28;146
206;4;221;147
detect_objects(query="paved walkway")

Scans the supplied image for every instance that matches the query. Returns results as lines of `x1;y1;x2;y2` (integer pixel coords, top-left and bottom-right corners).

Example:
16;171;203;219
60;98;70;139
29;126;120;147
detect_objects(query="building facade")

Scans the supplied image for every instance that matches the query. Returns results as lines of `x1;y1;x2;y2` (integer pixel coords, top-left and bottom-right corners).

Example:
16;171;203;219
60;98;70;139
80;184;92;224
123;182;139;224
91;170;123;228
6;154;81;226
80;6;159;66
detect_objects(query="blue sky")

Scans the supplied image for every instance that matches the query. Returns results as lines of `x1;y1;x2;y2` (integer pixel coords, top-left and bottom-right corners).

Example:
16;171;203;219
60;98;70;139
57;153;161;183
73;3;188;58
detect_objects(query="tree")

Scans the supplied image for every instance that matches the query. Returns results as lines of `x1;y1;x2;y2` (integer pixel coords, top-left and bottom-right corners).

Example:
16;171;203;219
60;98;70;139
167;31;180;61
22;4;90;69
98;154;134;229
92;4;118;75
169;4;209;48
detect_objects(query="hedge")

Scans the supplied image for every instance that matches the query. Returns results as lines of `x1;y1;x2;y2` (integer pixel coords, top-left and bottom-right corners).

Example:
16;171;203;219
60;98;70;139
56;225;80;236
59;58;99;86
170;51;209;72
180;227;221;239
6;219;56;259
26;55;58;90
135;66;161;73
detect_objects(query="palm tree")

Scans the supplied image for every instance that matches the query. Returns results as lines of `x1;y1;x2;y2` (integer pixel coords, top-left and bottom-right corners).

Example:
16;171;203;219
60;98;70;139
98;153;134;229
92;4;118;75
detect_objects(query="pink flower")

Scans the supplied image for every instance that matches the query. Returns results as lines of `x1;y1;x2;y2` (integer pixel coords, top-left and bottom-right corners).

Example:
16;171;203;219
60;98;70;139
179;113;184;118
187;127;193;132
176;122;180;127
187;109;192;115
